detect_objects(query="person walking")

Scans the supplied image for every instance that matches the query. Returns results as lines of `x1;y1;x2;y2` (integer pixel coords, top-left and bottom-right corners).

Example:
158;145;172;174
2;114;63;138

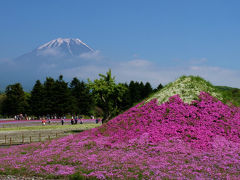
74;116;78;124
42;118;46;126
71;116;74;125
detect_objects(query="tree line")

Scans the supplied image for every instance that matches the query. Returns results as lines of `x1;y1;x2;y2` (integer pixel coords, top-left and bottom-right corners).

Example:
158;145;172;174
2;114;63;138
0;70;163;122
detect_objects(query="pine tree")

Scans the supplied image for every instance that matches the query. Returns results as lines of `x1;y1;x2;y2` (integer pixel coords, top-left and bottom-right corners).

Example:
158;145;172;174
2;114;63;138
0;94;6;116
143;82;153;98
54;75;72;117
154;83;163;92
43;77;56;116
129;81;142;104
117;83;132;111
70;77;93;115
139;81;145;99
29;80;44;117
2;83;28;116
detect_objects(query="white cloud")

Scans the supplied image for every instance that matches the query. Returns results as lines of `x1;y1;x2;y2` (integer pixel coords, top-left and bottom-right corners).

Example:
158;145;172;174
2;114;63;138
37;48;64;57
186;65;240;87
63;65;108;81
39;63;57;69
126;59;152;67
0;58;16;66
61;58;240;88
189;58;208;64
79;50;102;60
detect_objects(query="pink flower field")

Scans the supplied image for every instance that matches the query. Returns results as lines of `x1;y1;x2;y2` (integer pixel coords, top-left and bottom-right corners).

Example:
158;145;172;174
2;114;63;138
0;92;240;179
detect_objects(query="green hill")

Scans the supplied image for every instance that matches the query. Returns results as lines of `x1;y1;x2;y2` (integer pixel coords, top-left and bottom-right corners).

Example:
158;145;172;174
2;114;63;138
215;86;240;106
147;75;225;104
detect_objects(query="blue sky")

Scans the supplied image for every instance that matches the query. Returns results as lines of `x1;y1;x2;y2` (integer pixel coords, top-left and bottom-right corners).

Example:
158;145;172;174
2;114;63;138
0;0;240;88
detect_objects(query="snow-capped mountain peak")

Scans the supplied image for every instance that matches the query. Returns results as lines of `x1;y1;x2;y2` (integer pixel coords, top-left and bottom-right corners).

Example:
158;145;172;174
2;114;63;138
36;38;94;56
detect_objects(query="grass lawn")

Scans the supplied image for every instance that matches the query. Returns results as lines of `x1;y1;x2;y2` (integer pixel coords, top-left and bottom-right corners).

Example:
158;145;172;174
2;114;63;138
0;123;101;146
0;123;101;132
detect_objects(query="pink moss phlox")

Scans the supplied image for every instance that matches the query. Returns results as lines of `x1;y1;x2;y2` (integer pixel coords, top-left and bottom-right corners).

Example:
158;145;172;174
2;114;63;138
96;92;240;150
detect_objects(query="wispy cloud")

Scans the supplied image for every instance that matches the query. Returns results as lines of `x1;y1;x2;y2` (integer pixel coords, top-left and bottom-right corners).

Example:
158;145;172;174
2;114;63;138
39;63;57;69
126;59;152;67
186;65;240;87
37;48;64;57
62;57;240;88
79;50;102;60
1;54;240;89
0;58;16;66
63;65;108;81
189;57;208;64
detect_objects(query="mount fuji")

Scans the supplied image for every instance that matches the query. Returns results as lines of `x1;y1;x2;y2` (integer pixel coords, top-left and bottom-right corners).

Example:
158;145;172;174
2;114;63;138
0;38;100;90
38;38;94;54
16;38;95;61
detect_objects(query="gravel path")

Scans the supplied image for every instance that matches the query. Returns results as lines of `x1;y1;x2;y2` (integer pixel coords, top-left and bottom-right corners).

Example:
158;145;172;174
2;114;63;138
0;175;68;180
0;175;45;180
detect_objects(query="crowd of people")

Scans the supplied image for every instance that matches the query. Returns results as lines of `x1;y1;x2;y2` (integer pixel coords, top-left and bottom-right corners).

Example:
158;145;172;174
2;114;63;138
69;115;82;125
39;115;101;126
13;114;101;126
14;114;31;120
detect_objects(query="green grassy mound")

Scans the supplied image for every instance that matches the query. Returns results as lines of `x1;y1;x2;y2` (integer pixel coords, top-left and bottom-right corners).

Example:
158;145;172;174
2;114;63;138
215;86;240;106
147;75;224;104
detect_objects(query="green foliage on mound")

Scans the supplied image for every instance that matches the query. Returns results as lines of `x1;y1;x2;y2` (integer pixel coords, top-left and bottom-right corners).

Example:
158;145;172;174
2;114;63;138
215;86;240;106
147;75;225;104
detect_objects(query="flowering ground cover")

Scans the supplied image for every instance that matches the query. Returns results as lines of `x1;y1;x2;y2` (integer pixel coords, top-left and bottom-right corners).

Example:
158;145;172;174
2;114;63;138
0;91;239;179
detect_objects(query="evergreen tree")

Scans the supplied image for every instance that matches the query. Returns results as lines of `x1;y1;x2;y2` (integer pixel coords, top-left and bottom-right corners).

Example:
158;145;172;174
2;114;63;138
70;77;93;115
54;75;72;117
129;81;141;104
117;83;132;111
139;81;145;99
0;94;6;116
24;92;31;116
43;77;56;116
2;83;28;116
155;83;163;92
29;80;45;117
143;82;153;98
